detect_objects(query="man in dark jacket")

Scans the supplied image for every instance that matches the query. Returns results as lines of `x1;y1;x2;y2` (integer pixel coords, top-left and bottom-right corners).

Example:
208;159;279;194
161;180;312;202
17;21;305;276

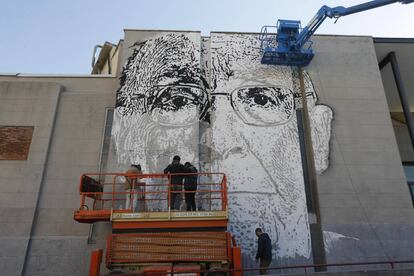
255;228;272;275
183;162;197;211
164;155;186;210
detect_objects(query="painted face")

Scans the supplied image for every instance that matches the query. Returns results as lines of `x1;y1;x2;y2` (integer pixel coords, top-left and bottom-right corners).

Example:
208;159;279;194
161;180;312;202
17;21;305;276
112;32;333;262
207;33;332;261
112;33;208;172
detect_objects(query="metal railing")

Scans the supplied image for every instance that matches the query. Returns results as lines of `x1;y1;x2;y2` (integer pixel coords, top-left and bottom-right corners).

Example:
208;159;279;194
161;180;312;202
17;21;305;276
77;172;227;214
244;259;414;274
118;260;414;276
117;259;414;275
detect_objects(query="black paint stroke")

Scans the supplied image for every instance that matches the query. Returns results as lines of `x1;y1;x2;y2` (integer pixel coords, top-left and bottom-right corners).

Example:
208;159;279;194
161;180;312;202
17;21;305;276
116;33;209;125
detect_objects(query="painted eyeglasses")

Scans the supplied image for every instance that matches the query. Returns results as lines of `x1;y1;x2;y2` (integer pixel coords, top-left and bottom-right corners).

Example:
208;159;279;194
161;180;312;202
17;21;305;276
144;85;294;127
212;86;295;126
145;84;208;127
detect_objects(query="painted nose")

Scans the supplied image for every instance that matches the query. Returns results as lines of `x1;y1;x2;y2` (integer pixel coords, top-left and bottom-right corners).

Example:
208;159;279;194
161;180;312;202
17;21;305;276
209;98;247;161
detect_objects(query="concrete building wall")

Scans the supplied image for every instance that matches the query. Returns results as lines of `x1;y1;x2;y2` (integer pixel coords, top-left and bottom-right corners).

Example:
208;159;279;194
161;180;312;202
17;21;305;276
308;35;414;265
0;81;61;276
100;42;122;76
0;76;117;276
0;32;413;275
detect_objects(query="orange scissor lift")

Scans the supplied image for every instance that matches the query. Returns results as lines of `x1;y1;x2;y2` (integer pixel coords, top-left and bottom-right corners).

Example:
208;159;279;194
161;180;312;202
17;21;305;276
74;172;242;276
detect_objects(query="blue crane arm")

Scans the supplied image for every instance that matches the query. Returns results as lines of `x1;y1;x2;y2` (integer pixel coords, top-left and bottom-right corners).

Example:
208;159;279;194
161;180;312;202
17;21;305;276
294;0;413;51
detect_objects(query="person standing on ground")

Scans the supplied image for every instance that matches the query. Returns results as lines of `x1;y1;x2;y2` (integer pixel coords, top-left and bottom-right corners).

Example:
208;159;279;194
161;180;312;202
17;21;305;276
183;162;198;211
164;156;186;210
124;164;142;211
255;228;272;275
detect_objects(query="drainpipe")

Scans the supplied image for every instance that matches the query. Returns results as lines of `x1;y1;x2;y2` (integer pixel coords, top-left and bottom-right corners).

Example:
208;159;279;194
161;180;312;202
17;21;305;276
296;67;327;271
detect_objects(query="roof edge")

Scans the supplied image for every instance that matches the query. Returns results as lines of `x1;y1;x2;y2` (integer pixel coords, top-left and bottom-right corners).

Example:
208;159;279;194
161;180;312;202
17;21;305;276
374;37;414;43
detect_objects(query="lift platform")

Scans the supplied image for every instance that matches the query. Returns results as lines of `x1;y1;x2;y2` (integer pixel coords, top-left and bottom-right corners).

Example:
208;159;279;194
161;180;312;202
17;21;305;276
74;172;228;230
259;0;414;66
260;21;314;66
74;172;241;276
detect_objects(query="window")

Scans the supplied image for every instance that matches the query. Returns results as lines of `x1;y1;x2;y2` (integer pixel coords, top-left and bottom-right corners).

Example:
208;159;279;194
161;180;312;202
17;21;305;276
403;162;414;206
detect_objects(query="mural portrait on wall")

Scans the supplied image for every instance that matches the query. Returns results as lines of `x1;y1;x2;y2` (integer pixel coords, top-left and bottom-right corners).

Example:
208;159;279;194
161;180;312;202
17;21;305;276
112;32;208;174
208;33;333;262
112;31;333;263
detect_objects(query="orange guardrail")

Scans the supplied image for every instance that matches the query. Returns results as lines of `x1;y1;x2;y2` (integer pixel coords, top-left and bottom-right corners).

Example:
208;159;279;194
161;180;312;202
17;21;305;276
74;172;228;223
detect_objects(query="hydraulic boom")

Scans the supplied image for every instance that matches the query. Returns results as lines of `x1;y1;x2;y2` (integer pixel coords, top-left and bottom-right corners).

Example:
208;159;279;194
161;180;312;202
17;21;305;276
260;0;414;66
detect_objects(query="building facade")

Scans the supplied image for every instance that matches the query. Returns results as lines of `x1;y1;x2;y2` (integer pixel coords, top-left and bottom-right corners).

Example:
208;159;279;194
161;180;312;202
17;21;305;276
0;30;413;275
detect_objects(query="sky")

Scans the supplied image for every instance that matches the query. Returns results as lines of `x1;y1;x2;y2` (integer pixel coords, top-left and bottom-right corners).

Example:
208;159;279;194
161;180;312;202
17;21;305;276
1;0;413;74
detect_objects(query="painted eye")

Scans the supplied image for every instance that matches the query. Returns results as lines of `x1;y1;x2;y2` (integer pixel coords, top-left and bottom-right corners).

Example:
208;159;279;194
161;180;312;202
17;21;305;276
147;86;204;126
149;87;199;111
173;97;186;106
231;86;294;126
253;94;269;106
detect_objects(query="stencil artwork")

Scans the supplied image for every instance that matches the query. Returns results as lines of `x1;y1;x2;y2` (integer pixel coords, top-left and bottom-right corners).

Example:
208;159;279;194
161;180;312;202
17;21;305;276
112;32;207;173
112;32;207;210
112;31;333;263
208;33;333;262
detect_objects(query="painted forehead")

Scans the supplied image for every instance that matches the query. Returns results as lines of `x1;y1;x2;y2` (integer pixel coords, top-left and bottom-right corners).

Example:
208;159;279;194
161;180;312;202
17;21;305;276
116;33;202;115
210;33;317;104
